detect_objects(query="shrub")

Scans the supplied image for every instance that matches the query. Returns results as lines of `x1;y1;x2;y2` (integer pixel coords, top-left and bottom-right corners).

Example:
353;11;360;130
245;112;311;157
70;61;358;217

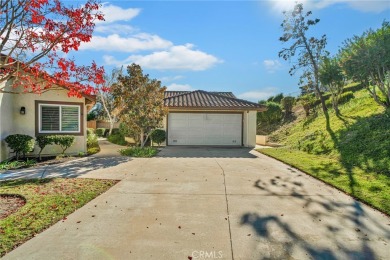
119;147;158;157
35;135;54;160
86;131;100;155
5;134;35;160
107;133;127;146
52;135;75;155
87;128;95;135
150;129;166;146
257;102;283;124
87;112;96;121
281;96;295;115
87;133;99;148
87;147;100;155
299;94;317;116
339;91;355;105
111;128;120;135
325;91;355;108
96;128;107;137
267;93;284;103
0;159;36;170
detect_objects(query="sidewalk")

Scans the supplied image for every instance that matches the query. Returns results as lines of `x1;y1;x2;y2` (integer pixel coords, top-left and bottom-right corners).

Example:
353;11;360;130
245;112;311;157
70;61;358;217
0;139;131;181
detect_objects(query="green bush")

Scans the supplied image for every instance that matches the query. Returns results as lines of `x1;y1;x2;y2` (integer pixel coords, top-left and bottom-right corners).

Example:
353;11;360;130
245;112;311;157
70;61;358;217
298;94;317;116
86;131;100;155
339;91;355;104
151;129;166;146
87;147;100;155
35;135;55;160
119;147;158;157
87;128;95;135
281;96;295;115
257;102;283;124
0;159;36;170
111;128;120;135
52;135;75;155
87;112;96;121
325;91;354;108
107;133;127;146
267;93;284;103
95;128;107;137
5;134;35;160
87;133;99;148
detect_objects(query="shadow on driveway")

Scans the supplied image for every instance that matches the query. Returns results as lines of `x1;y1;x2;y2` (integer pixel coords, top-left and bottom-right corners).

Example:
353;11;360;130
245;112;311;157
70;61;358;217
157;146;258;158
239;169;390;259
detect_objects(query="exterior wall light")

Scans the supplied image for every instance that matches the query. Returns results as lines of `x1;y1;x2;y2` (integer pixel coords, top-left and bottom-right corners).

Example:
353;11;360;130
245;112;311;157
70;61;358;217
20;106;26;115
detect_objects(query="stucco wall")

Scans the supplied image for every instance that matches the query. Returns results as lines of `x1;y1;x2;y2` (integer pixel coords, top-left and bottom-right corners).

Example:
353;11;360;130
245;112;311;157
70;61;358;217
0;83;87;161
0;81;15;161
242;111;257;147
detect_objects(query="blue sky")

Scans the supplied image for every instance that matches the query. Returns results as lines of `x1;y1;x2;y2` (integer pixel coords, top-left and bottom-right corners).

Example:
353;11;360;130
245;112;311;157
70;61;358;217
72;0;390;102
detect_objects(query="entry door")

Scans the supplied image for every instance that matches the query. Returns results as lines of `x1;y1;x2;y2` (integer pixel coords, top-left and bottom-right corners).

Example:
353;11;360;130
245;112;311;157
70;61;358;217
168;113;242;146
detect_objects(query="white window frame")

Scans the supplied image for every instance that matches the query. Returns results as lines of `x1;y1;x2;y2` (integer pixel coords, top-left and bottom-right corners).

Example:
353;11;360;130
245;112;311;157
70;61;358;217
38;103;81;134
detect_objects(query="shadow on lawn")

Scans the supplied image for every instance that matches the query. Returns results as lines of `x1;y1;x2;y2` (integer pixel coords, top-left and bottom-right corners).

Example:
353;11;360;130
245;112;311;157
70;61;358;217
321;111;390;196
337;111;390;176
241;172;390;259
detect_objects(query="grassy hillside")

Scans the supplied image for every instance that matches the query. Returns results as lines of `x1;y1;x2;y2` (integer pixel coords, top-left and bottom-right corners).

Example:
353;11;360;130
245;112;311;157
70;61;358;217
259;87;390;214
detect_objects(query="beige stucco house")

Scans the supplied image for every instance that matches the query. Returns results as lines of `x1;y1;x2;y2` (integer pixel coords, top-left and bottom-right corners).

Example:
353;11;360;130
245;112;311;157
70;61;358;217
0;79;95;162
162;90;265;147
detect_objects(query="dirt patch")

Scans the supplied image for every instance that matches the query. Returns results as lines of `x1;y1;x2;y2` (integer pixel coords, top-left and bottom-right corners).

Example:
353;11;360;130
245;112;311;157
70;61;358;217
0;195;26;219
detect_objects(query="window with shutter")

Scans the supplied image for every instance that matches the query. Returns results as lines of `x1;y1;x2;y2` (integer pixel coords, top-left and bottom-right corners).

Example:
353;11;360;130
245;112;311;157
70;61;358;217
39;103;81;134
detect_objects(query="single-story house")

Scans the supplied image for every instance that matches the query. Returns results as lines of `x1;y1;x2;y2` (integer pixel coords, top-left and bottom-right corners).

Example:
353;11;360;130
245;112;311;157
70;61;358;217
162;90;266;147
0;78;95;162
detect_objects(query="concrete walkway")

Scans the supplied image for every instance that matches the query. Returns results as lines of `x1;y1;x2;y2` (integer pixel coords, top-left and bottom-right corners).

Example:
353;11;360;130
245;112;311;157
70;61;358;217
0;139;130;181
3;146;390;259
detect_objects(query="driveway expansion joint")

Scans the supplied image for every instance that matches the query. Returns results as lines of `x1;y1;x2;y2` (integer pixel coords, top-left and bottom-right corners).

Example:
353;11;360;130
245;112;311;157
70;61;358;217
215;159;235;260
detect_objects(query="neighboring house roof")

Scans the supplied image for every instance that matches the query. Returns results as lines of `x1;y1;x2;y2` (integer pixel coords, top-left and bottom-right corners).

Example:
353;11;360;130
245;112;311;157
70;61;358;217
164;90;266;111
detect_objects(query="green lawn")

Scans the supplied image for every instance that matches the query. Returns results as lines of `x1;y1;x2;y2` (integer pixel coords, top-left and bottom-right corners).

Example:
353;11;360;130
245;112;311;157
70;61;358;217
259;148;390;215
261;87;390;215
0;178;118;257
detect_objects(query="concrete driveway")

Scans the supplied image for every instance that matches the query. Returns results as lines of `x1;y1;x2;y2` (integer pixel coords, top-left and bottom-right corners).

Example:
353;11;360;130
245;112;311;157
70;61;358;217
4;146;390;259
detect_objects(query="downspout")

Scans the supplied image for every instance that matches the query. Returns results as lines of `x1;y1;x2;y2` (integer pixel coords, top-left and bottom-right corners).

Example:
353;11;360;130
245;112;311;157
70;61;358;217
246;110;249;147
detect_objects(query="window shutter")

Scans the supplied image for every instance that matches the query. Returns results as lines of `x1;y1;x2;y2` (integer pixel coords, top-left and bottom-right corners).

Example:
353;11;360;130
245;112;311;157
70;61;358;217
41;106;60;131
61;106;79;131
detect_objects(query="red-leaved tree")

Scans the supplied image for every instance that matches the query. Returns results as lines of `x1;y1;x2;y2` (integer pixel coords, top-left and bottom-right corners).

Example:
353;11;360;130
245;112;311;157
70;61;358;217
0;0;105;96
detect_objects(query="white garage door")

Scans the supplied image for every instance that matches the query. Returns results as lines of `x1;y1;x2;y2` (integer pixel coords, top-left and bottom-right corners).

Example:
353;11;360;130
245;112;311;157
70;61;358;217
168;113;242;146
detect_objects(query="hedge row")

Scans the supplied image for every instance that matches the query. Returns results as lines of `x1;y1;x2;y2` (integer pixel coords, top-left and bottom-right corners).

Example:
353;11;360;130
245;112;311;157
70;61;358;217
5;134;75;160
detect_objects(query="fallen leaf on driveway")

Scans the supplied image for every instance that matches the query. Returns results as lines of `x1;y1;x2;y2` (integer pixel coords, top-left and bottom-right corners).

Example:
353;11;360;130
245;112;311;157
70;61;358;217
76;221;81;223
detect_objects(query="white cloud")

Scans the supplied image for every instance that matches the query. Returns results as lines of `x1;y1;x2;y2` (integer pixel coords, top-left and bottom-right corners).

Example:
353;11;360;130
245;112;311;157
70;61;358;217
94;24;136;34
166;83;194;91
104;44;222;71
237;88;278;102
159;75;184;82
98;4;141;23
263;59;282;73
268;0;390;13
80;33;173;52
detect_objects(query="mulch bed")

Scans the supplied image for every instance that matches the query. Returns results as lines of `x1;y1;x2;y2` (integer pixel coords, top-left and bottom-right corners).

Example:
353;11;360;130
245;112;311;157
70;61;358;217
0;195;26;220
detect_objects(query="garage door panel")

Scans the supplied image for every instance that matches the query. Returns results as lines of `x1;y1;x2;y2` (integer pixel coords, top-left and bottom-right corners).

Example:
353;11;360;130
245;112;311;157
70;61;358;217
168;113;242;146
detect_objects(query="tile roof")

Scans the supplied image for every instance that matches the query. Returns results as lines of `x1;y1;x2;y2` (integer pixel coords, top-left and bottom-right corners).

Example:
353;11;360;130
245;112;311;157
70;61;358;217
164;90;266;111
164;91;236;99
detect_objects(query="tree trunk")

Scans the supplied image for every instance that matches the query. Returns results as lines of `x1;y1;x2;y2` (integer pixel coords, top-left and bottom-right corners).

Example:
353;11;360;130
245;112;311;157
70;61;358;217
109;120;114;136
140;129;144;148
